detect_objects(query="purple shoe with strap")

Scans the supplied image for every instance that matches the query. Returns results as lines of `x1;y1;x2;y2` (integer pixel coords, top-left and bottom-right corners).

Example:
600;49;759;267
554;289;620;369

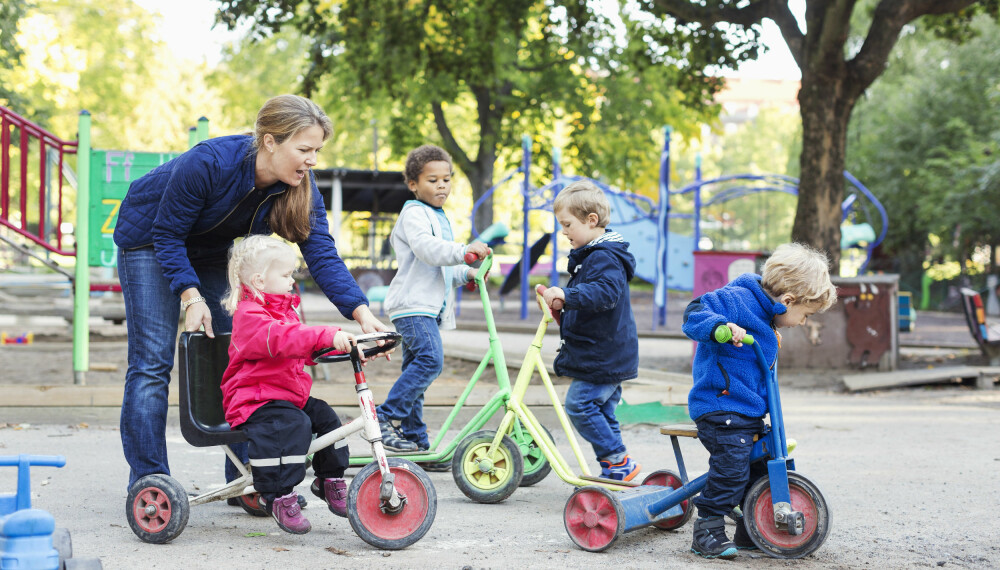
265;492;311;534
310;477;348;518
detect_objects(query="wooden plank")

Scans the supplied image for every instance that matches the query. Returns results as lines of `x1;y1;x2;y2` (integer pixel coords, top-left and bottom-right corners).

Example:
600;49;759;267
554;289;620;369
843;366;999;392
660;424;698;438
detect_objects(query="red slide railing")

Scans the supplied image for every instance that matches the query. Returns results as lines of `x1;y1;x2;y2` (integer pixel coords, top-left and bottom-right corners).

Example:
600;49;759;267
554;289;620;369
0;105;78;257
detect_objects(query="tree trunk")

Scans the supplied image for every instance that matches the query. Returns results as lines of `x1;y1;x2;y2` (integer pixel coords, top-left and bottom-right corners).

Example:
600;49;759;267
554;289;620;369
470;157;495;237
792;70;858;275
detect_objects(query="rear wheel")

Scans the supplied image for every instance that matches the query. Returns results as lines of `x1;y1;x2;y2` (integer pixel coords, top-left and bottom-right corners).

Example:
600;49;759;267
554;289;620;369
564;486;624;552
641;469;693;530
237;492;267;517
743;472;830;559
347;458;437;550
126;474;189;544
510;423;553;487
452;430;523;503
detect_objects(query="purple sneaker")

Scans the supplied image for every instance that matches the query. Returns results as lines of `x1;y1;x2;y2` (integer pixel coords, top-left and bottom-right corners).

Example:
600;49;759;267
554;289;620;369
266;492;311;534
310;477;348;518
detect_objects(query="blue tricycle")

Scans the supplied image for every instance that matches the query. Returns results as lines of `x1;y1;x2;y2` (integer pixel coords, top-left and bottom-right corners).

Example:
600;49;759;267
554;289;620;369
563;331;831;558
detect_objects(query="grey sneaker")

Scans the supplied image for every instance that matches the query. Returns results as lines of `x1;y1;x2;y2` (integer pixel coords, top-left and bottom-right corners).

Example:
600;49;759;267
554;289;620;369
379;420;418;452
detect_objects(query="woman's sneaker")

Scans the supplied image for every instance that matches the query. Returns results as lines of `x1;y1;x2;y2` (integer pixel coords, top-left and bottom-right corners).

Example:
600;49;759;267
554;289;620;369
379;420;418;452
310;477;348;518
691;516;738;559
599;455;641;482
264;492;311;534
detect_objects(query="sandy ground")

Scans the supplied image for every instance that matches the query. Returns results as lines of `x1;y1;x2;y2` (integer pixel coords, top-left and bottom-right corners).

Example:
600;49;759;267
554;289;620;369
2;384;999;570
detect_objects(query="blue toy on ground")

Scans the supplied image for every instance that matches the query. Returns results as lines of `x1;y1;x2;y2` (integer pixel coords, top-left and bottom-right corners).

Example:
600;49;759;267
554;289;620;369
0;454;102;569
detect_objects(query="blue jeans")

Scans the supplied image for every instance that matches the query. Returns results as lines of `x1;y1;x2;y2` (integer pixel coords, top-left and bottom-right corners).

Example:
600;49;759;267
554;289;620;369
118;246;244;489
564;379;626;462
375;316;443;448
693;412;766;518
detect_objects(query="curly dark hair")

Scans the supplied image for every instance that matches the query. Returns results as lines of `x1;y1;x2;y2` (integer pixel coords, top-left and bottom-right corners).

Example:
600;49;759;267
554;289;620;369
404;144;452;184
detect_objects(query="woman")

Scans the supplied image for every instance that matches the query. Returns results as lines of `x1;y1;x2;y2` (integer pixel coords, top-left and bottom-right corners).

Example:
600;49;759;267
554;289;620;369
113;94;387;491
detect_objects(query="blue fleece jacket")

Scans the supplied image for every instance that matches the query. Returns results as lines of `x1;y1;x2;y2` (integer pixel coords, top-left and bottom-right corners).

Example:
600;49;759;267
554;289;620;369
553;230;638;384
113;135;367;318
682;273;786;421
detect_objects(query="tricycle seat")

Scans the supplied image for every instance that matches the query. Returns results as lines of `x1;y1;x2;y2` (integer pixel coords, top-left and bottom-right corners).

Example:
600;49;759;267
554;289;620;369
660;424;698;438
178;332;248;448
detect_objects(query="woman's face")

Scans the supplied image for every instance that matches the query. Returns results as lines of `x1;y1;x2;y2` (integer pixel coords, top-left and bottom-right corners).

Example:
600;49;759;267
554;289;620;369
266;125;325;187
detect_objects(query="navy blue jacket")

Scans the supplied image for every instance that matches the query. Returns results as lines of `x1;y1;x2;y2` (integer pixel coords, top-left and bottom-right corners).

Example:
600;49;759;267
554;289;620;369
553;231;638;384
113;135;367;319
682;273;785;421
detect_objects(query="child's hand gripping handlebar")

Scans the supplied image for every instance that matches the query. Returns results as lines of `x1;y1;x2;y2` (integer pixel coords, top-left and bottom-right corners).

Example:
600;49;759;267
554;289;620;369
714;326;755;346
535;284;563;325
312;332;402;363
464;250;491;291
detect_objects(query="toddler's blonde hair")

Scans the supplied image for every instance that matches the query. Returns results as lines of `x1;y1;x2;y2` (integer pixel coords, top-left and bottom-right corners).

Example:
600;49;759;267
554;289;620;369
222;235;298;315
761;243;838;311
552;180;610;227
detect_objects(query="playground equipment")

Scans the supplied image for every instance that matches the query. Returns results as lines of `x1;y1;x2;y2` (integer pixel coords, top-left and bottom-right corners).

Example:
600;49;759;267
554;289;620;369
1;455;103;569
469;129;888;327
451;285;670;504
0;106;208;385
127;331;436;550
563;330;830;558
347;252;552;490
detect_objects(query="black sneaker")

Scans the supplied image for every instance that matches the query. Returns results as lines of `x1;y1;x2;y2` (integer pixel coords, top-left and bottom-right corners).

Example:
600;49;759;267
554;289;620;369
379;420;418;452
416;461;451;472
691;516;738;559
733;519;758;550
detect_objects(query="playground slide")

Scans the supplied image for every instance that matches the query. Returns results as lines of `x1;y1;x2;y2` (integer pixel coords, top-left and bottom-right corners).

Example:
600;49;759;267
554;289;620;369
500;233;552;296
604;191;694;290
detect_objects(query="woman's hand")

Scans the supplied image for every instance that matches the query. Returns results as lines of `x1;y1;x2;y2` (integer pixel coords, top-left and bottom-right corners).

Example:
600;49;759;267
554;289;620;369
352;304;393;360
181;288;214;338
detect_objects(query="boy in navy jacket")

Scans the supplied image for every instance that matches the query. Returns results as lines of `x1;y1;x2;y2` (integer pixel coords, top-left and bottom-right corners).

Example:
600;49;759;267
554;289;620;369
682;243;837;559
539;180;640;481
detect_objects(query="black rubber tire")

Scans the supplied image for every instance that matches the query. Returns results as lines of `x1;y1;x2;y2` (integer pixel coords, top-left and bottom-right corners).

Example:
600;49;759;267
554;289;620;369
237;492;268;517
512;422;553;487
451;430;523;503
52;527;72;563
347;458;437;550
125;474;189;544
743;471;831;559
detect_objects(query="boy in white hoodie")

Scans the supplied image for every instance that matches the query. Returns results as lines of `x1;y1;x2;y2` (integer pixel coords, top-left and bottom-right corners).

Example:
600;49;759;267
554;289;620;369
377;145;490;461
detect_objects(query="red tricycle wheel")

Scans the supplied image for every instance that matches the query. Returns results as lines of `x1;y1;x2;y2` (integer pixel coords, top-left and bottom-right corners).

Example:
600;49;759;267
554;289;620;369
564;486;625;552
125;474;189;544
743;471;830;559
347;458;437;550
641;469;693;530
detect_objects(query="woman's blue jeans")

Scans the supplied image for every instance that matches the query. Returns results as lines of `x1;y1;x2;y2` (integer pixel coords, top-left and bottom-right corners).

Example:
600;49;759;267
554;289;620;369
564;379;626;462
375;316;443;448
117;246;242;490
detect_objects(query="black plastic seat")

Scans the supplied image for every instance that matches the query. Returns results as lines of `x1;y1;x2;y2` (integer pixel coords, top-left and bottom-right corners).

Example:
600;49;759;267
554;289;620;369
178;332;248;447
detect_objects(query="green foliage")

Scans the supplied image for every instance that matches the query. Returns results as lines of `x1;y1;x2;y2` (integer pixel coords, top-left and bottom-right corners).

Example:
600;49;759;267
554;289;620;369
848;14;1000;276
0;0;28;109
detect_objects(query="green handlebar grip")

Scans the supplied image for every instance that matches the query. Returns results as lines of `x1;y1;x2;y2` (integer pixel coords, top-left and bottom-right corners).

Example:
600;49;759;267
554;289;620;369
713;326;754;345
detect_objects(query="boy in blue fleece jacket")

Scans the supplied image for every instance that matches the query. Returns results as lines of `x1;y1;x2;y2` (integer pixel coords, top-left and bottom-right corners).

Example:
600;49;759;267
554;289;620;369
539;180;640;482
682;242;837;559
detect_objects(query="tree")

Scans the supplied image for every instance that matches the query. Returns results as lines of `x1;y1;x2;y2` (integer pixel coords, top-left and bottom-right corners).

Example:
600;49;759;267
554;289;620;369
848;14;1000;280
215;1;728;236
0;0;28;109
641;0;998;271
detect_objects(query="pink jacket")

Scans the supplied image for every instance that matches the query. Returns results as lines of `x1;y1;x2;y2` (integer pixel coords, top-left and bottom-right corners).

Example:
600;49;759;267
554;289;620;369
221;286;340;427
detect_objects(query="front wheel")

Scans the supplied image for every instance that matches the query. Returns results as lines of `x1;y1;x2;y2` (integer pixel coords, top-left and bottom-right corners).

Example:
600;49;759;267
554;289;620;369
452;430;523;503
641;469;693;530
348;458;437;550
126;474;190;544
743;471;831;559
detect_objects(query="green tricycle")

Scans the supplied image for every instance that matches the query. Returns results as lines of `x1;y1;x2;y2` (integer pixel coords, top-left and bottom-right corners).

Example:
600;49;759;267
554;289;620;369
348;253;550;493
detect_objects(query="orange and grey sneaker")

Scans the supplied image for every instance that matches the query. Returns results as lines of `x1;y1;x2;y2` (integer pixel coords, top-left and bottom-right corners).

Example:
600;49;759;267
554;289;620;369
599;455;641;482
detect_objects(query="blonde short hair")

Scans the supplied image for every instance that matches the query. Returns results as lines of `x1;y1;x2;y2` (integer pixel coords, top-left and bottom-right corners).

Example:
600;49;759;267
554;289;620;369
552;180;610;227
761;243;838;312
222;235;299;314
